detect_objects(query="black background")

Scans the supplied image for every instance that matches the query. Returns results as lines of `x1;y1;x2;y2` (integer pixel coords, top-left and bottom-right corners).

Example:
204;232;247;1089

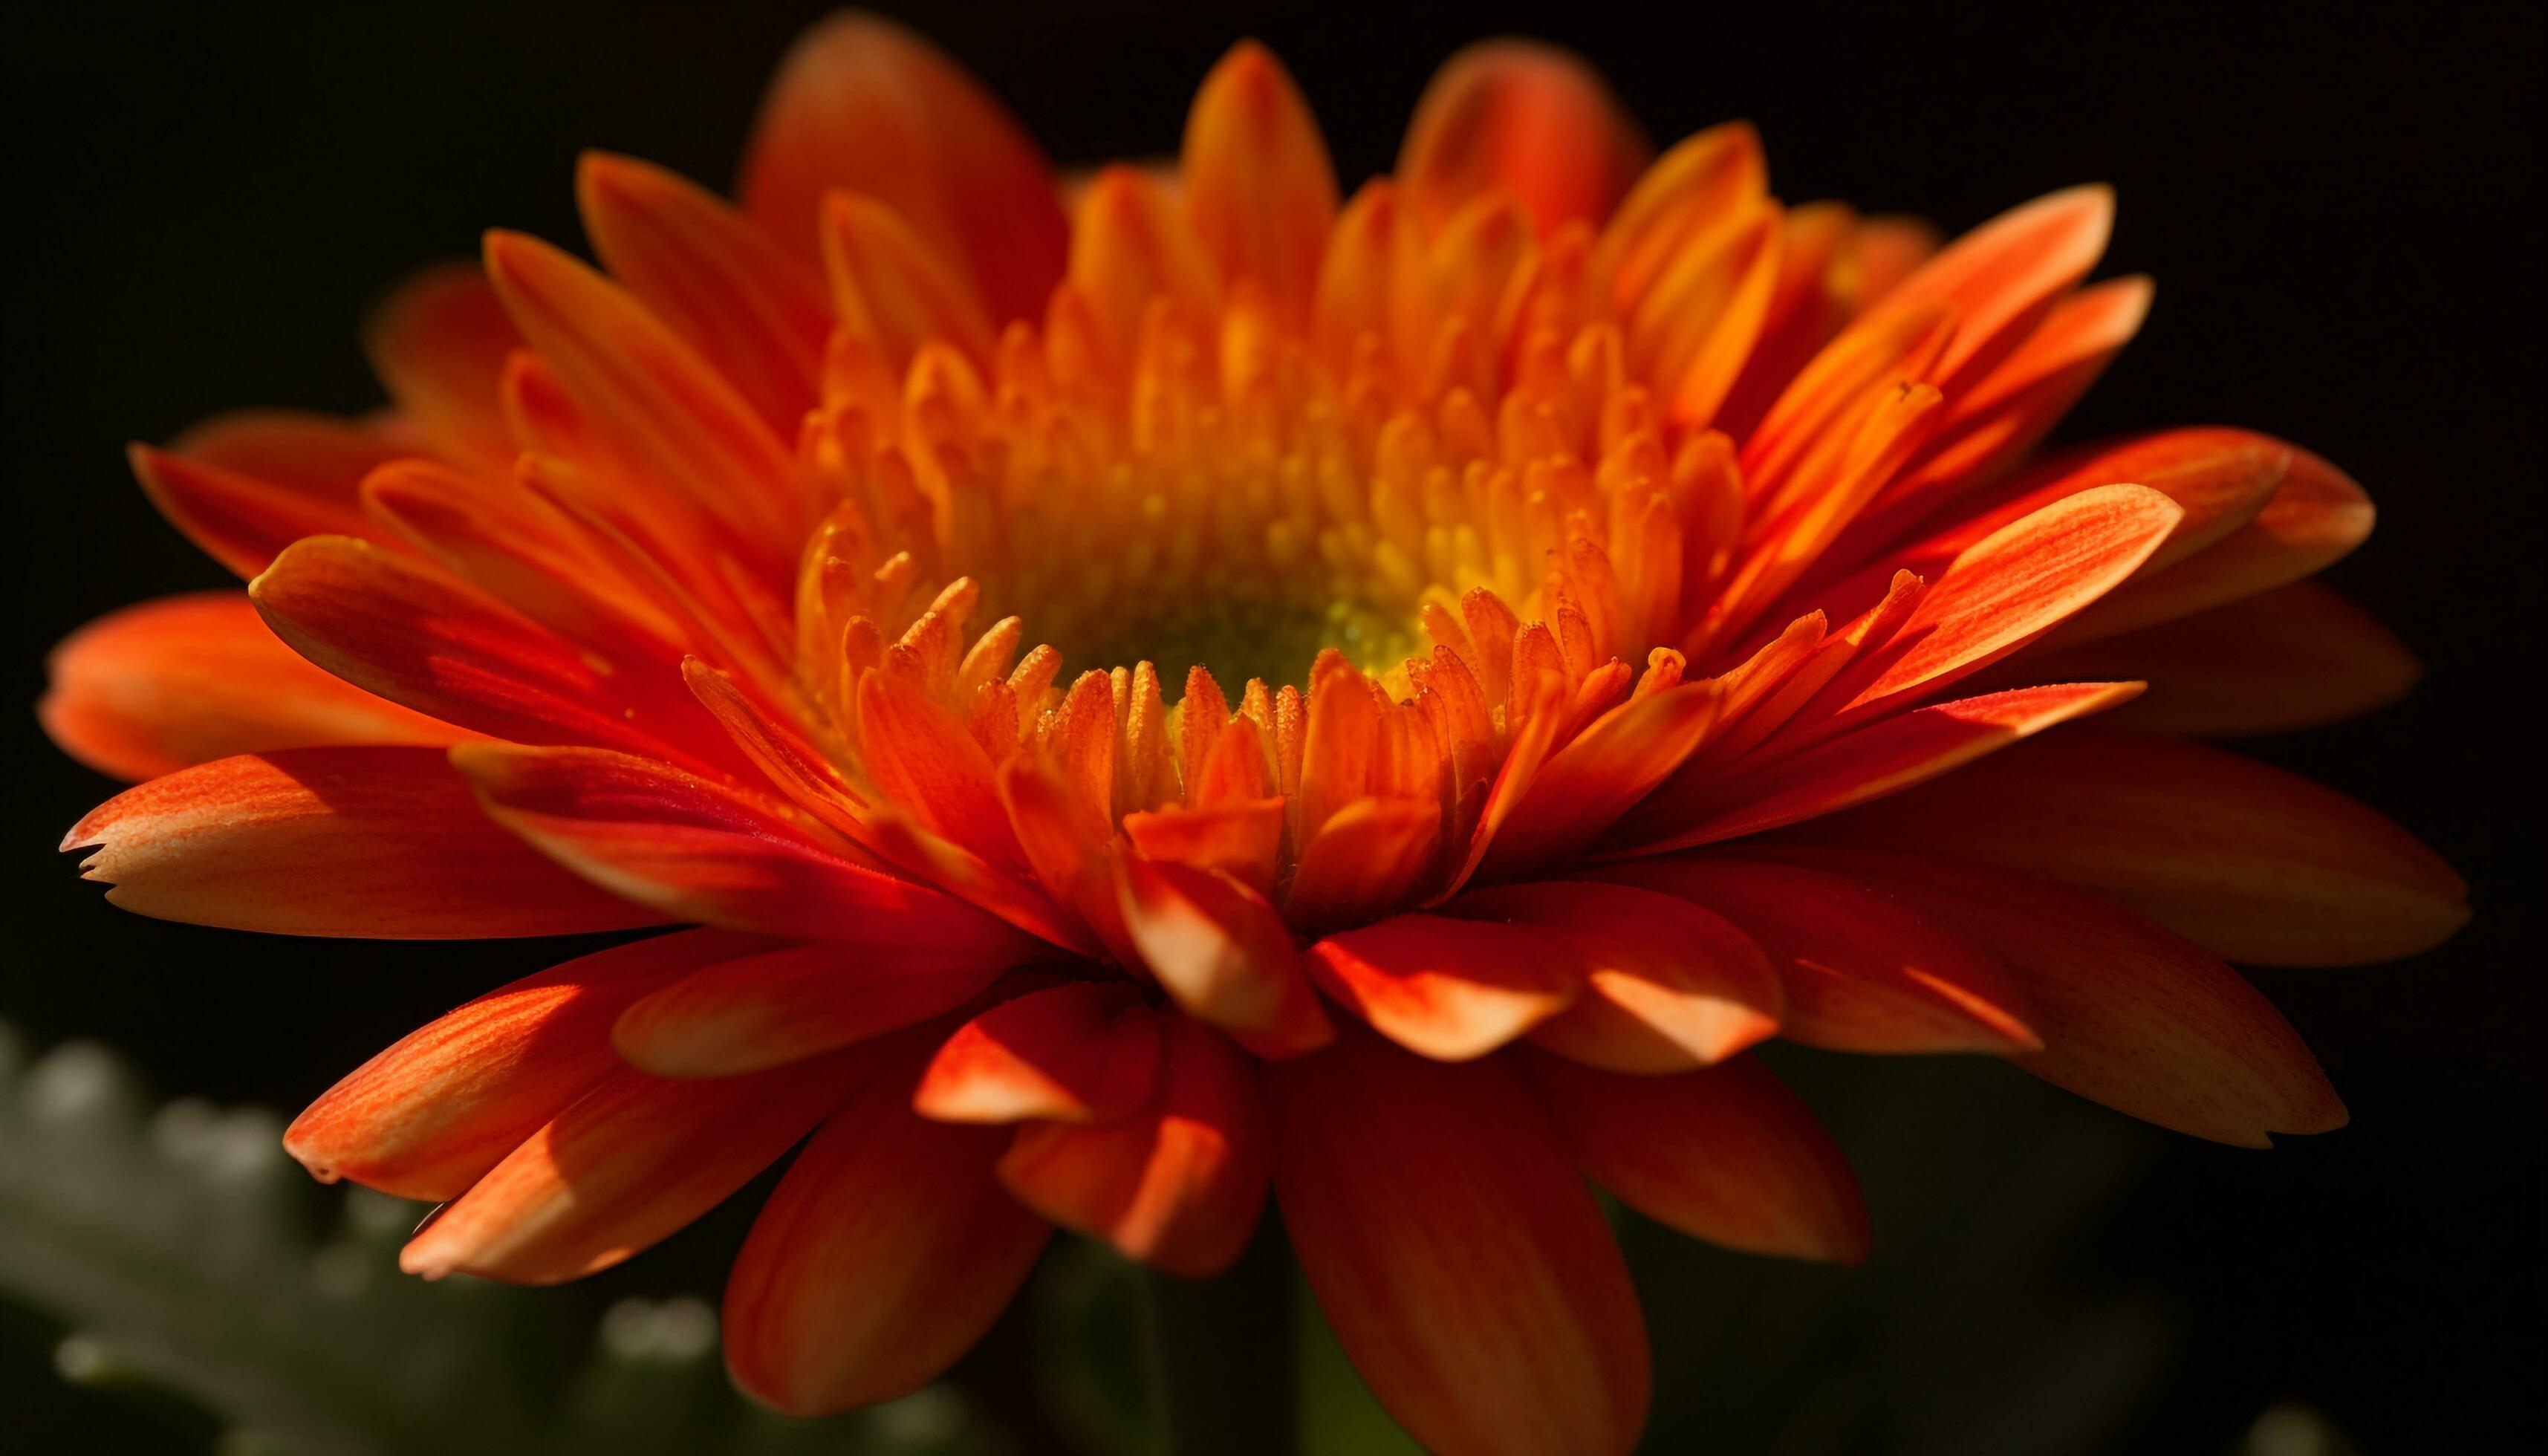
3;3;2538;1452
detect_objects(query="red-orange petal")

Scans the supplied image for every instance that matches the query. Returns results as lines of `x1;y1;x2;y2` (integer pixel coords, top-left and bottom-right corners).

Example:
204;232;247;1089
1303;912;1580;1062
1398;40;1648;240
1757;846;2348;1146
130;417;403;579
998;1014;1271;1278
41;591;458;781
738;10;1066;324
1591;855;2038;1054
451;742;1026;948
286;929;767;1200
724;1066;1050;1415
1787;729;2469;967
1518;1050;1870;1263
364;262;521;469
61;747;660;938
1268;1027;1649;1456
1627;680;2142;851
2013;580;2419;736
611;935;1024;1079
576;151;833;435
1115;854;1333;1059
914;981;1163;1125
251;535;729;770
1440;880;1783;1073
400;1051;869;1284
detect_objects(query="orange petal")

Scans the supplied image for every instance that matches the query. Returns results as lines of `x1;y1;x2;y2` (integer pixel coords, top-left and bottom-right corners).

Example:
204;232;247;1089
1181;42;1339;322
576;151;833;435
1440;880;1781;1073
611;935;1023;1079
1068;164;1225;363
1518;1050;1869;1263
1787;728;2469;967
41;590;457;781
739;10;1066;323
481;230;799;556
723;1068;1050;1415
1591;855;2037;1054
914;981;1164;1125
400;1052;868;1284
1478;680;1722;878
818;190;999;366
2012;580;2419;736
130;417;403;579
2050;446;2375;645
62;747;660;938
998;1014;1270;1277
1628;680;2142;851
364;261;521;469
1799;483;2182;735
1268;1027;1648;1456
1398;40;1648;240
1761;846;2348;1146
451;742;1024;947
1859;183;2113;390
1302;912;1579;1061
286;929;765;1200
1115;854;1333;1059
250;535;729;770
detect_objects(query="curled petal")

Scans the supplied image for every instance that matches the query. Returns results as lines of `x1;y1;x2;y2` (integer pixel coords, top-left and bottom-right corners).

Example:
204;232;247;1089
998;1014;1271;1277
1303;913;1579;1062
724;1070;1050;1416
1518;1050;1869;1263
1116;854;1333;1059
1593;855;2037;1054
62;747;659;938
914;981;1163;1125
42;591;456;781
1440;880;1782;1073
287;929;767;1200
1269;1027;1649;1456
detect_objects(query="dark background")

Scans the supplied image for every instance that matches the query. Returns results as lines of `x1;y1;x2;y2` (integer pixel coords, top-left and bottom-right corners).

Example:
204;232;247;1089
4;2;2538;1451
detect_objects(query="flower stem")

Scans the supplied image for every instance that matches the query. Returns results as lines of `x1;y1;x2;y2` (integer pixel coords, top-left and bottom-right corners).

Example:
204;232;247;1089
1143;1217;1295;1456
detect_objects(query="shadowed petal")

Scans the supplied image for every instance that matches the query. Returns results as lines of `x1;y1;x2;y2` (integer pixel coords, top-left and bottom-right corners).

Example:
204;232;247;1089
914;981;1163;1125
400;1050;870;1283
1592;854;2038;1054
611;935;1024;1079
724;1068;1050;1416
1753;846;2348;1146
1518;1050;1869;1262
1268;1027;1649;1456
1303;913;1579;1062
998;1014;1271;1277
42;591;458;781
1784;729;2469;966
287;929;770;1199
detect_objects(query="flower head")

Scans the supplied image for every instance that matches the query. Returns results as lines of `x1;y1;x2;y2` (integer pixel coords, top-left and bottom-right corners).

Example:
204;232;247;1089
47;13;2466;1453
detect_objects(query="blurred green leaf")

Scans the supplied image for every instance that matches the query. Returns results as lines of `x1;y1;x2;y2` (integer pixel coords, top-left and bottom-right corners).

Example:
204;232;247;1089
0;1022;994;1455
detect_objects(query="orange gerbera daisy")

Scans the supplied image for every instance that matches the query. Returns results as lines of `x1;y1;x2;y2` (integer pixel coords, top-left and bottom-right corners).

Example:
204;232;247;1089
45;13;2467;1454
